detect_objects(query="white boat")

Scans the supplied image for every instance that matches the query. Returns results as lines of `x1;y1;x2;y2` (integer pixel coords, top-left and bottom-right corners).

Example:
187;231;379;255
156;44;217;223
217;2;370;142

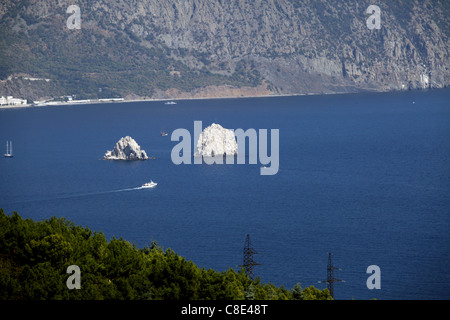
4;141;13;158
164;101;177;105
160;131;168;136
141;180;157;188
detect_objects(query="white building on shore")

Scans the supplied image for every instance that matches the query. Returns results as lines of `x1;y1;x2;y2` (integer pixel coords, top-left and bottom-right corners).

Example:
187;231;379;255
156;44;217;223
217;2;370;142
0;96;27;106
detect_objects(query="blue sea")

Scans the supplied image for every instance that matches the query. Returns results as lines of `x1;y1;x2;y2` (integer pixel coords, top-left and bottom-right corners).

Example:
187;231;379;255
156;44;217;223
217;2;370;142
1;89;449;300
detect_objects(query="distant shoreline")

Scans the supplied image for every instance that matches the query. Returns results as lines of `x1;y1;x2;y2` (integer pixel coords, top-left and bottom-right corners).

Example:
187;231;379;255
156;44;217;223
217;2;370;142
1;87;444;110
0;90;375;110
0;92;309;110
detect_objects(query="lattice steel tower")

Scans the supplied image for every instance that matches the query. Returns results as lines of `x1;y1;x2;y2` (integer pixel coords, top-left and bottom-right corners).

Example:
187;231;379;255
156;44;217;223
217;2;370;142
240;234;260;280
320;252;342;299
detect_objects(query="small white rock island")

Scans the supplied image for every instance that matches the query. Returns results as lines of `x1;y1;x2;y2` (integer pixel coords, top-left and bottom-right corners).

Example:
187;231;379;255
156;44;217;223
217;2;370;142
194;123;238;157
103;136;148;160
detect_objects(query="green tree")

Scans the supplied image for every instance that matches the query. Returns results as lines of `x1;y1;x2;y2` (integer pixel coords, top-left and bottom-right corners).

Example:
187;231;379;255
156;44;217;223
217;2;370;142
301;286;332;300
292;283;303;300
0;210;338;300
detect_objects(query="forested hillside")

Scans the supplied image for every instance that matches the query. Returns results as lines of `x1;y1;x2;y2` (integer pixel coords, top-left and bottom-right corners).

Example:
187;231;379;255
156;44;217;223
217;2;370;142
0;210;330;300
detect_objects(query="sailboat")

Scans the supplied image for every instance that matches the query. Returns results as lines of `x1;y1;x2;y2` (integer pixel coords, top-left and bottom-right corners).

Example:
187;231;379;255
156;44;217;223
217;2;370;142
4;141;13;158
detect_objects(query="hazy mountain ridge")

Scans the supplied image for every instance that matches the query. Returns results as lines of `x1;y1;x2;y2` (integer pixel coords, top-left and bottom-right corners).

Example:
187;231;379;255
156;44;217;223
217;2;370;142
0;0;448;101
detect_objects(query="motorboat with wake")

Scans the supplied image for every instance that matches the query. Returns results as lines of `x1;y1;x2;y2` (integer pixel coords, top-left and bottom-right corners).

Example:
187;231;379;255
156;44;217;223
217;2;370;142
141;180;157;188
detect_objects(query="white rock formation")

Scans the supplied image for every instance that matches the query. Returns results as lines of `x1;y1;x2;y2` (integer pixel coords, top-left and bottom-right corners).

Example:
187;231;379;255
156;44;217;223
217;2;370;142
194;123;238;157
103;136;148;160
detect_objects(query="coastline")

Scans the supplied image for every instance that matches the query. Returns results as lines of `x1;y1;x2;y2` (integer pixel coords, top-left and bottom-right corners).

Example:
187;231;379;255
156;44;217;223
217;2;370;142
0;92;310;110
1;86;438;110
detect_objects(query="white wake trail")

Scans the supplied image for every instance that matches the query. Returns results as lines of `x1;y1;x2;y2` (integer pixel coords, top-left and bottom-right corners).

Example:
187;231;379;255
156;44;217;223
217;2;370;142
7;186;148;205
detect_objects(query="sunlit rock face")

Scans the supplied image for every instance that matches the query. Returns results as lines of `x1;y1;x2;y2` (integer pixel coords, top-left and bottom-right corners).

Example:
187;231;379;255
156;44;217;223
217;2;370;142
103;136;148;160
194;123;238;157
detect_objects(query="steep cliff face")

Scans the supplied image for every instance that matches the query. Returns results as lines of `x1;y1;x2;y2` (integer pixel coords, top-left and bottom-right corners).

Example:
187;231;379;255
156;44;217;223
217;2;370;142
0;0;448;100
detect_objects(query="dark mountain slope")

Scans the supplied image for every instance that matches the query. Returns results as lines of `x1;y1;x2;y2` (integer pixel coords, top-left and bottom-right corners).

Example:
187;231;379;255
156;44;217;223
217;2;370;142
0;0;448;100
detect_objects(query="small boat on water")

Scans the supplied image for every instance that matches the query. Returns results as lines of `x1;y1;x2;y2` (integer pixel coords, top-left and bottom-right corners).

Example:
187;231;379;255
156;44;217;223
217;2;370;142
164;101;177;105
141;180;157;188
160;131;168;136
4;141;13;158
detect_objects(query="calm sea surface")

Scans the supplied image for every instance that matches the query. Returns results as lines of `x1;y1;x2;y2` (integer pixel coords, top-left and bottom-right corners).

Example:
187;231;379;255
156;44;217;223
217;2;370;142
1;89;449;300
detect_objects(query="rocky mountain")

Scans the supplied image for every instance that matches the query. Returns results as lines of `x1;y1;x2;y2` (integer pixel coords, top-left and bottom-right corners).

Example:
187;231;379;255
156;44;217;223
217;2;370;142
0;0;448;101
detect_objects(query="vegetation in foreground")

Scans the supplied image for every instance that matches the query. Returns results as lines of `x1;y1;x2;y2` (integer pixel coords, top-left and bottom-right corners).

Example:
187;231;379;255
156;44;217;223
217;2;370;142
0;209;331;300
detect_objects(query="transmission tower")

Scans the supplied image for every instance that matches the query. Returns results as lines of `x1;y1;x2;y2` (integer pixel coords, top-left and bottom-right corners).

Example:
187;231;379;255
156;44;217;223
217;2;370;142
239;234;260;280
319;252;342;299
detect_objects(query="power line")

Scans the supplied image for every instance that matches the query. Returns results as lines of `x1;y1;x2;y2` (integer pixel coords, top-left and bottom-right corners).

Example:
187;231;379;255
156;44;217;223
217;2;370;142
319;252;342;299
239;234;260;280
